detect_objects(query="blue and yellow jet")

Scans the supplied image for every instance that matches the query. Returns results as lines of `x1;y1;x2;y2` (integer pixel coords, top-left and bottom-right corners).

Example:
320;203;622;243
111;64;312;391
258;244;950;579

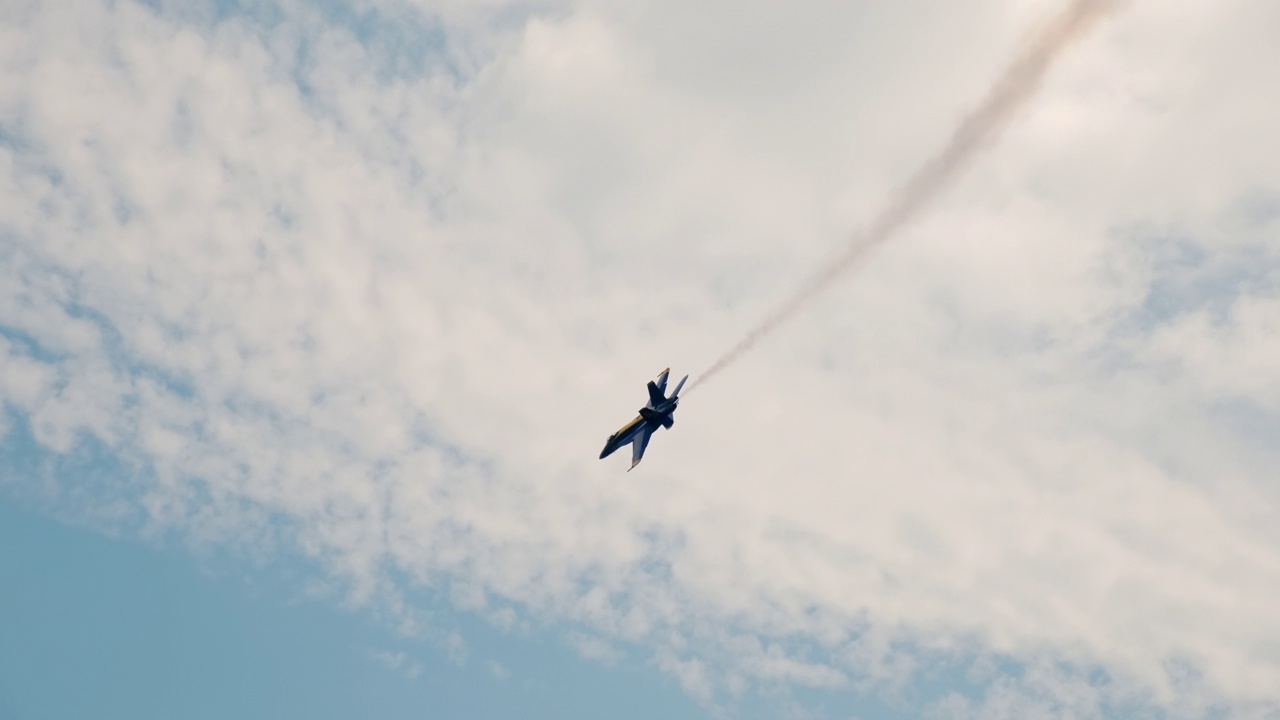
599;368;688;471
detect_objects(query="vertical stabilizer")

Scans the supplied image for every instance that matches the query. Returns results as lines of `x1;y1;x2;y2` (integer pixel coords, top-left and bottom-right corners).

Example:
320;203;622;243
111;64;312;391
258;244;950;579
670;375;688;398
646;381;666;407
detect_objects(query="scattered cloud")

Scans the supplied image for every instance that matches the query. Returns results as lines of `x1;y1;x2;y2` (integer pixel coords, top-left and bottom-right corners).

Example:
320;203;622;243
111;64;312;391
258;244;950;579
2;0;1279;717
367;649;423;679
567;630;625;665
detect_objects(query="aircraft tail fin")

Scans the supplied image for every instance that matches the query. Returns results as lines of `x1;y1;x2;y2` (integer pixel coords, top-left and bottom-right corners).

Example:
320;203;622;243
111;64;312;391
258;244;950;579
670;375;688;398
646;381;666;407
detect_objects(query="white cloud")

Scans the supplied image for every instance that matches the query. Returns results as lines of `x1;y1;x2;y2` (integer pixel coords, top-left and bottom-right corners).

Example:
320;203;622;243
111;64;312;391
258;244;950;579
657;651;716;706
2;0;1279;716
566;630;624;665
367;648;423;679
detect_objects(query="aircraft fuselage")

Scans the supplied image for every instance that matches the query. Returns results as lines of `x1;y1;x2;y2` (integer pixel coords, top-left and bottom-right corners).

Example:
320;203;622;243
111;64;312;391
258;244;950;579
598;368;687;470
598;415;654;460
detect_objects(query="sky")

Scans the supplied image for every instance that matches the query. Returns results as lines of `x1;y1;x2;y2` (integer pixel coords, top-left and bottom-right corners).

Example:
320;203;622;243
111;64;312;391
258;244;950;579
1;0;1279;718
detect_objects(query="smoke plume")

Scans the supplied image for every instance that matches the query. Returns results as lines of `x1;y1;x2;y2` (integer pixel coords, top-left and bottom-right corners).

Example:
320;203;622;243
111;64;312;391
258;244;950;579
689;0;1122;392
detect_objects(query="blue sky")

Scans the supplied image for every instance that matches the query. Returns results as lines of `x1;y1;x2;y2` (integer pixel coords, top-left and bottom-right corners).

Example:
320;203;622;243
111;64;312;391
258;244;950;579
0;495;720;720
0;410;915;720
2;0;1280;718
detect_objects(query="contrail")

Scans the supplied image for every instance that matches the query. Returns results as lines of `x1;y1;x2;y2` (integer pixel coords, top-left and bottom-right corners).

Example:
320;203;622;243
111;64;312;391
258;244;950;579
689;0;1121;392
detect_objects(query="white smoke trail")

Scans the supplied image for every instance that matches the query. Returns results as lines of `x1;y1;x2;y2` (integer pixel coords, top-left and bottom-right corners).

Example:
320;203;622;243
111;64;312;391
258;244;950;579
689;0;1122;392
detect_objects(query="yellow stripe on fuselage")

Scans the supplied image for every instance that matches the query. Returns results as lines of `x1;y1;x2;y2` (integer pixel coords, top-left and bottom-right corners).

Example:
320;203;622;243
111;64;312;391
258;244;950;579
615;415;643;436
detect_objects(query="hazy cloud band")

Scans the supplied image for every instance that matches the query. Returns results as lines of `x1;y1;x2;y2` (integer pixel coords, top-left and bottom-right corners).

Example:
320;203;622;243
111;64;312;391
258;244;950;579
691;0;1123;391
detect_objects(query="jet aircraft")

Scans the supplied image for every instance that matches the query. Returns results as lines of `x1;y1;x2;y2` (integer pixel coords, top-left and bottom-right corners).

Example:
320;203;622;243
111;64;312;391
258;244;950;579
599;368;688;471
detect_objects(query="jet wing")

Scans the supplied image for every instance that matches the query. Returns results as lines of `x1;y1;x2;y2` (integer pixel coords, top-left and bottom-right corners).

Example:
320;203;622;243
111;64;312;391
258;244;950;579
628;425;653;471
654;368;670;394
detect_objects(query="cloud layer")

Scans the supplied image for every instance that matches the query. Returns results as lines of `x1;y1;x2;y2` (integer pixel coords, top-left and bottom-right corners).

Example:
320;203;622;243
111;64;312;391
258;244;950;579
2;0;1279;716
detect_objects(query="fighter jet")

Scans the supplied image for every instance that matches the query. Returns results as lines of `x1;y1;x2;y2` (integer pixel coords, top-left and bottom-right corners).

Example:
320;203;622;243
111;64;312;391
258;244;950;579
599;368;688;471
